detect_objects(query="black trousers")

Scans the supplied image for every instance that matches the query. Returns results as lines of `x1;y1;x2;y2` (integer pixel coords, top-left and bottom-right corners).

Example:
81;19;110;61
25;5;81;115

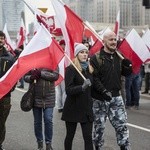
64;121;93;150
145;72;150;92
0;97;11;146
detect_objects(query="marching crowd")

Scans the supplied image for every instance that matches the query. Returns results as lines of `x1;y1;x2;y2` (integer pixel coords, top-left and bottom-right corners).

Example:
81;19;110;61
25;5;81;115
0;29;150;150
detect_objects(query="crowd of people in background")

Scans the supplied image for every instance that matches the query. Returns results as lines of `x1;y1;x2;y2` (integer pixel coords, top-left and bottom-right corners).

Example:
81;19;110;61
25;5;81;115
0;28;150;150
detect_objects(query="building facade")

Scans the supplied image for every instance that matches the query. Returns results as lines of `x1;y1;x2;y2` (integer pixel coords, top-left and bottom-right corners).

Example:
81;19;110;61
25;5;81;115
64;0;150;29
0;0;25;39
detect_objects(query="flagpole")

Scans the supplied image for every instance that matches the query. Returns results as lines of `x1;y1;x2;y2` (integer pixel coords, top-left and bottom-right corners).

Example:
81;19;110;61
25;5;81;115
64;53;86;81
83;21;124;60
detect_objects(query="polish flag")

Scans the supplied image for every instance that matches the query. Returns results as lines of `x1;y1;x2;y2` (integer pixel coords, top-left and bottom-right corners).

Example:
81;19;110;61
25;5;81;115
17;18;26;48
114;10;120;40
142;29;150;62
118;29;150;74
51;0;84;60
142;29;150;49
89;39;103;56
0;25;64;99
3;24;16;55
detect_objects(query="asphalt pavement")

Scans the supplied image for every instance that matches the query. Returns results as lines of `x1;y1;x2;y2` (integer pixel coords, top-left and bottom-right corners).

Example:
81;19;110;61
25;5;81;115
2;83;150;150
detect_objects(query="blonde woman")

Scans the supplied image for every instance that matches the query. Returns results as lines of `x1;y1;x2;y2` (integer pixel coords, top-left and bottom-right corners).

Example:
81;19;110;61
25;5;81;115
61;43;94;150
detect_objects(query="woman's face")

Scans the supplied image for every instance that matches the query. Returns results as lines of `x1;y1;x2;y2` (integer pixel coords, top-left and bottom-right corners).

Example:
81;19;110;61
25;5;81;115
77;49;89;62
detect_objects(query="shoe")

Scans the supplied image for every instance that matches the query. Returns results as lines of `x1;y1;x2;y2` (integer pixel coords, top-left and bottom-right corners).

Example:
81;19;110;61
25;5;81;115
46;143;53;150
141;91;148;94
17;85;24;89
58;109;63;113
37;141;44;150
120;145;131;150
0;145;5;150
134;106;139;110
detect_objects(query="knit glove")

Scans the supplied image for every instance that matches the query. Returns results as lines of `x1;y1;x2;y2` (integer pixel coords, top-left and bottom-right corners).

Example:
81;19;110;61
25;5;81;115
82;79;91;91
102;89;112;102
30;69;41;80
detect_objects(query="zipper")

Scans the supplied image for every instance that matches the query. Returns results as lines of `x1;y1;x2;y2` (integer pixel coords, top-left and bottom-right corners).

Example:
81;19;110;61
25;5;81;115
3;61;7;72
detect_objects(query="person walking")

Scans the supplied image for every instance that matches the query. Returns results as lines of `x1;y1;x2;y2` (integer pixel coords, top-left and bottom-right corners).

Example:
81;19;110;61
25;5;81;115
24;68;59;150
0;31;15;150
56;40;66;113
90;31;131;150
61;43;94;150
141;61;150;94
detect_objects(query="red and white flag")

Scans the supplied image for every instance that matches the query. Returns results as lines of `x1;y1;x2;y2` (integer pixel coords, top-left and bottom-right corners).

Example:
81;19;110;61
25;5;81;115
0;25;64;99
142;29;150;49
118;29;150;73
51;0;84;60
142;29;150;62
114;10;120;40
16;18;26;48
3;24;16;55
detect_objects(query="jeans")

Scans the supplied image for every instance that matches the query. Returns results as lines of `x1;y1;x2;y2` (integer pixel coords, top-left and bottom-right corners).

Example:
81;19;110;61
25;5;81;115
33;107;53;143
125;73;140;106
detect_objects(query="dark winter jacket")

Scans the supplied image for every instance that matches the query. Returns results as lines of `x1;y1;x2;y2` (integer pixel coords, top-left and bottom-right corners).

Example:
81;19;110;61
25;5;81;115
24;68;59;108
90;48;121;101
0;47;15;97
61;65;94;123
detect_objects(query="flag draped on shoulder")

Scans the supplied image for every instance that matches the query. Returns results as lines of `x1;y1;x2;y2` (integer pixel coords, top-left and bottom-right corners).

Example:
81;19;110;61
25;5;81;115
118;29;150;73
0;25;64;99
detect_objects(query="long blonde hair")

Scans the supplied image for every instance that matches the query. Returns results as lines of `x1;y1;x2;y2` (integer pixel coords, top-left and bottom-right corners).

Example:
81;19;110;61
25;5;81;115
72;57;94;74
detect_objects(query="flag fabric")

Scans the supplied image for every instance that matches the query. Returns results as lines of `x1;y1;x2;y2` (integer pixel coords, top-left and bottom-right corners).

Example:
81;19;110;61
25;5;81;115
142;29;150;62
17;18;26;48
0;25;64;99
3;24;16;55
89;39;103;56
51;0;84;60
118;29;150;74
142;29;150;49
114;10;120;40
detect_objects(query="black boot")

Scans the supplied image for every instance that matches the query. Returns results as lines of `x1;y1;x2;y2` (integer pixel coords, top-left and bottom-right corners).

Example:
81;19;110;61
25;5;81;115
120;145;131;150
46;143;53;150
0;145;5;150
37;141;44;150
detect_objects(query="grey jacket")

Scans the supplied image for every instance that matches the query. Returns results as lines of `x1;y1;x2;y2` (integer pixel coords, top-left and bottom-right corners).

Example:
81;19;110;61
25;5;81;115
24;68;59;108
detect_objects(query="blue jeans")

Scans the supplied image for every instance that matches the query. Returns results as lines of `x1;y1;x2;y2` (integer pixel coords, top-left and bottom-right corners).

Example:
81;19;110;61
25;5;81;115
125;73;140;106
33;107;53;143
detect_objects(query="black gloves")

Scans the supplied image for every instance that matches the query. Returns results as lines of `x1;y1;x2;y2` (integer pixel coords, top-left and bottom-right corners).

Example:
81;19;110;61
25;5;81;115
121;58;132;76
82;79;91;91
102;90;112;101
30;69;41;80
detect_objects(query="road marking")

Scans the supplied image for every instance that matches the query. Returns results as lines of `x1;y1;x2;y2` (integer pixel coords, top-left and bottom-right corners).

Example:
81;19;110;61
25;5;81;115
15;87;27;93
127;123;150;133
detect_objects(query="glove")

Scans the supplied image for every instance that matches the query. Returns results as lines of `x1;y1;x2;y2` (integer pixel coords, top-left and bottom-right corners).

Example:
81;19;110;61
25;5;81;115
30;69;41;80
102;90;112;101
121;59;132;76
82;79;91;91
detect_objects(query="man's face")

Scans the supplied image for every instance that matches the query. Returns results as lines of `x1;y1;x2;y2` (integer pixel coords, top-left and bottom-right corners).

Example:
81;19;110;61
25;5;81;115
0;36;5;49
103;32;117;52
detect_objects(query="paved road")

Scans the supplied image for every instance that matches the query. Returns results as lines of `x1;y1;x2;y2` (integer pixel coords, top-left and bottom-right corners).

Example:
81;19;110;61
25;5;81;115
3;87;150;150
